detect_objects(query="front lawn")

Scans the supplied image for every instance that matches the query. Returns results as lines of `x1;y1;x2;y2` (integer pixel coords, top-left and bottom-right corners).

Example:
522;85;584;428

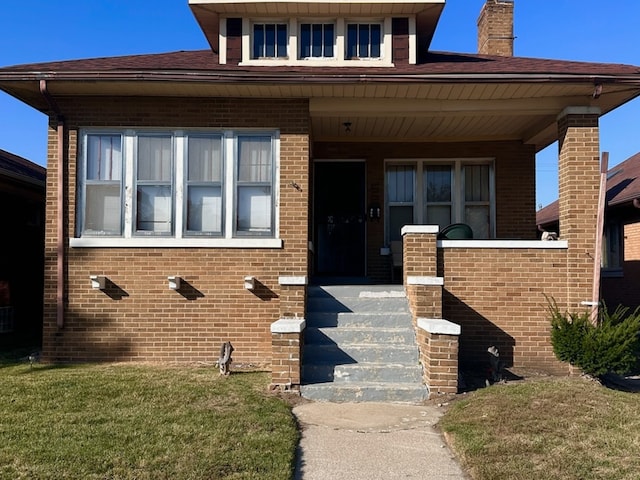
440;376;640;480
0;362;298;480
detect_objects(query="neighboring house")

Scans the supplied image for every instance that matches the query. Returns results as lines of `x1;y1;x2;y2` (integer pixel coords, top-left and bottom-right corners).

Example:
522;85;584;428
1;0;640;393
537;152;640;311
0;149;45;340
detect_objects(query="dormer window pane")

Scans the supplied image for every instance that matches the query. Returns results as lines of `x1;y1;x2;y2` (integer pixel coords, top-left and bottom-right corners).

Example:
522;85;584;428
253;23;287;59
300;23;334;59
347;23;382;59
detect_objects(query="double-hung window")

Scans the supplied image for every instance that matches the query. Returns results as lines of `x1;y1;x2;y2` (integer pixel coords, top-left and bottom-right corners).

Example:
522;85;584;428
77;130;279;246
135;135;173;234
252;22;288;59
82;133;123;235
236;135;274;235
185;135;223;235
300;23;335;59
386;159;494;242
386;165;415;241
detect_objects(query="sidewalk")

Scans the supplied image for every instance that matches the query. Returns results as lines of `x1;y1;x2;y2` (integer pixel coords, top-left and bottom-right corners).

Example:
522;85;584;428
292;402;469;479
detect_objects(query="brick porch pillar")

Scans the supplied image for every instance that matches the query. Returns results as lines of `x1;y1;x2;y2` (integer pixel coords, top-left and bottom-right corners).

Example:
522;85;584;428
557;107;601;310
270;275;307;391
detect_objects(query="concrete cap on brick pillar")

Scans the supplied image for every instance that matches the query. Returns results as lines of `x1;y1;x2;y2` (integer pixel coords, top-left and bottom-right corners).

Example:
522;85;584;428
417;318;461;335
271;318;306;333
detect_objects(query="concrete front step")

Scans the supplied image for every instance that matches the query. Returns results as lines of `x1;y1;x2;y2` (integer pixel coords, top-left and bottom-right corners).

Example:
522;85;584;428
305;326;416;345
307;296;410;314
308;285;406;299
306;312;412;328
303;362;423;384
302;284;426;403
304;343;419;364
300;382;429;403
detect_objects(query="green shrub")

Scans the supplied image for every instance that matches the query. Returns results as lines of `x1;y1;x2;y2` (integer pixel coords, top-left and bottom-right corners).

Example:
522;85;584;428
547;298;640;377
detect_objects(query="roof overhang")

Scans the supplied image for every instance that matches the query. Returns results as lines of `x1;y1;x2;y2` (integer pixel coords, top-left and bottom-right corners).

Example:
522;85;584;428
189;0;445;54
2;69;640;152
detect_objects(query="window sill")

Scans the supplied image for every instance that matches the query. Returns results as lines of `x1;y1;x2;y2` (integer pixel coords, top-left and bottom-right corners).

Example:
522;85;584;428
239;59;394;68
69;237;284;249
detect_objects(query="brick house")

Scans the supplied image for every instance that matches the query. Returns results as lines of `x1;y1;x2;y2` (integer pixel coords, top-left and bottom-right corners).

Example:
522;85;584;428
538;152;640;312
1;0;640;395
0;149;45;339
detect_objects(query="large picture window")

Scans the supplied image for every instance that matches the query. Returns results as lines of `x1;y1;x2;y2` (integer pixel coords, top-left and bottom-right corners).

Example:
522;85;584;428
78;130;278;243
386;160;494;241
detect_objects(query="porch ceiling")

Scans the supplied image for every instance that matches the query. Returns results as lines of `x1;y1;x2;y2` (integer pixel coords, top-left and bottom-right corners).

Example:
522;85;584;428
1;77;637;152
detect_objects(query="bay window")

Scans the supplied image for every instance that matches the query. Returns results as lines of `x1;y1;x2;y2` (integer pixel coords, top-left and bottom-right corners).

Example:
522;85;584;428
77;129;279;245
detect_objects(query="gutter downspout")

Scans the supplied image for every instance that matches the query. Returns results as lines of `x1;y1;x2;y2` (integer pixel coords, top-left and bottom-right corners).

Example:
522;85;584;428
39;79;65;329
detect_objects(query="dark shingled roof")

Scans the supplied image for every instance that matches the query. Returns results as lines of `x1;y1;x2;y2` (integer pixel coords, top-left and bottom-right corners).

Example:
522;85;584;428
537;152;640;226
2;49;640;77
0;149;46;184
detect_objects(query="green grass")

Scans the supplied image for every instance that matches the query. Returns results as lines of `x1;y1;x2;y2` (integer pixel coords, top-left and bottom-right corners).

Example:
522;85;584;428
0;362;298;480
440;377;640;480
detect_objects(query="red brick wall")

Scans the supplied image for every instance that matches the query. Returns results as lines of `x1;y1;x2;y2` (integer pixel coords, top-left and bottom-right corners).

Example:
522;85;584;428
43;97;309;365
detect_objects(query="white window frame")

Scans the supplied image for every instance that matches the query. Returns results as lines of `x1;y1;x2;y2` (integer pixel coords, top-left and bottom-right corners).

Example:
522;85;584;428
73;129;282;248
240;17;393;67
384;158;496;243
298;19;337;60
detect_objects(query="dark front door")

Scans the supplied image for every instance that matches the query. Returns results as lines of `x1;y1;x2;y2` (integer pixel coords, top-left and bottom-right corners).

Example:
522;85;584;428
314;161;366;276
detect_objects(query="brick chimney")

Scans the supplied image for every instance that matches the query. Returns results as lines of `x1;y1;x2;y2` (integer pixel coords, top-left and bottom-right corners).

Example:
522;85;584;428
477;0;514;56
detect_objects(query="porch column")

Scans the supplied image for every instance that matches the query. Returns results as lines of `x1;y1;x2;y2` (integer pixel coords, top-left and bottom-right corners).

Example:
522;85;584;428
557;107;601;309
270;275;307;391
402;226;442;319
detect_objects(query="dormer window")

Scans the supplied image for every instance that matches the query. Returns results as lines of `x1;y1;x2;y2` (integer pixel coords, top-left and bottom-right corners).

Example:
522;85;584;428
239;17;395;66
252;22;288;59
300;23;335;59
346;23;382;59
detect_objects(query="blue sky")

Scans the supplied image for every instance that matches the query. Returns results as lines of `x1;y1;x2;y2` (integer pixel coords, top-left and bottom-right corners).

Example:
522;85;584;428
1;0;639;208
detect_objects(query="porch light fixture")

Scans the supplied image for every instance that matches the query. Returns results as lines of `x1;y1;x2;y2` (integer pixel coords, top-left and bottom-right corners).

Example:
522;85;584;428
343;121;352;133
90;275;106;290
244;276;256;291
168;276;181;290
593;84;602;99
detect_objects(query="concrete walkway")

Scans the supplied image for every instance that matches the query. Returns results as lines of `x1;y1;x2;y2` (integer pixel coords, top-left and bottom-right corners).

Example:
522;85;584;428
292;402;469;479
